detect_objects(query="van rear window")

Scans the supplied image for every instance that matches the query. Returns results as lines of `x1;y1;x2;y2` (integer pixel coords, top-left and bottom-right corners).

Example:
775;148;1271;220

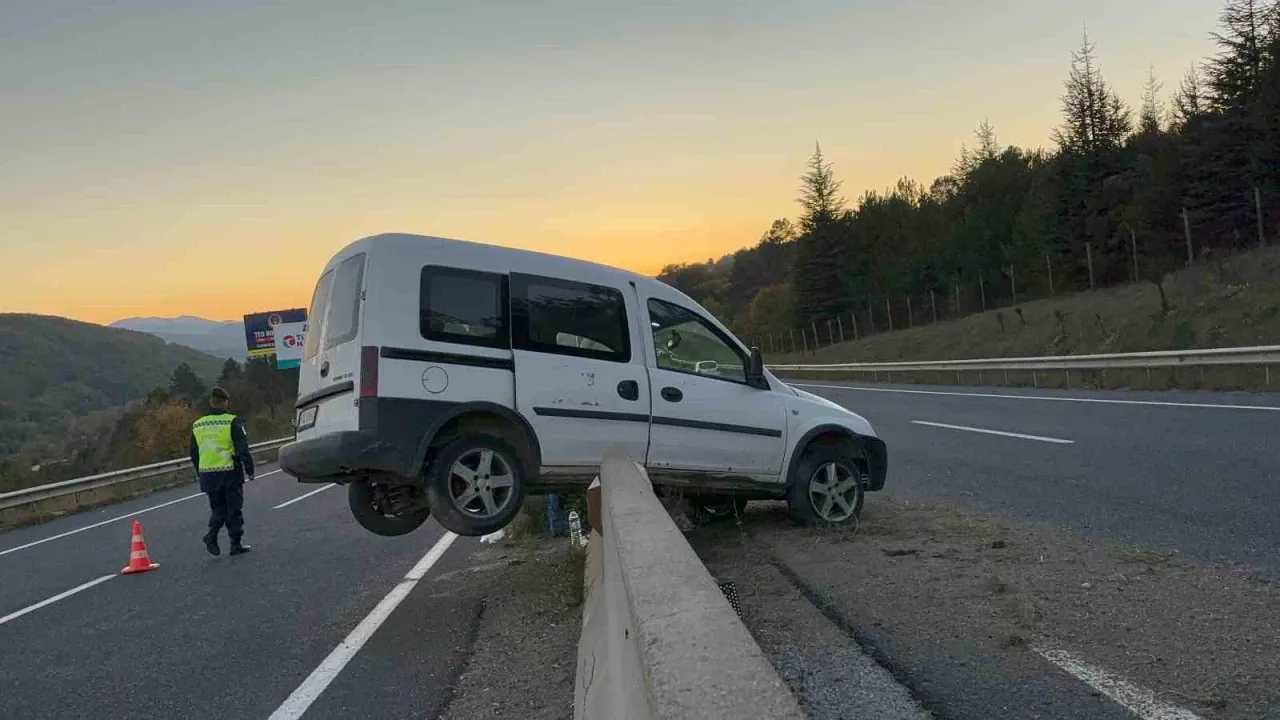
303;270;334;361
325;253;366;350
420;266;510;349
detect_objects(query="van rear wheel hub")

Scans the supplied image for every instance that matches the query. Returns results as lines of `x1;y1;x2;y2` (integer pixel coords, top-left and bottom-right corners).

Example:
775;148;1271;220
448;448;516;518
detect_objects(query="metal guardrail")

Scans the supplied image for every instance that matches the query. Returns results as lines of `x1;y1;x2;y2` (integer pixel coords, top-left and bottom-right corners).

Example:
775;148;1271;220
0;437;293;512
769;344;1280;374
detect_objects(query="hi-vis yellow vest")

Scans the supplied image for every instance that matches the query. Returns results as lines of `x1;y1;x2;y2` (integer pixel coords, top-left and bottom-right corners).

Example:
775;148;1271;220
193;413;237;472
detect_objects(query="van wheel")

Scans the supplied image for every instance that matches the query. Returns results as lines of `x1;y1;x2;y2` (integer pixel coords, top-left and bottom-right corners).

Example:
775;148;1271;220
785;445;864;527
424;435;525;537
348;482;431;537
688;496;747;526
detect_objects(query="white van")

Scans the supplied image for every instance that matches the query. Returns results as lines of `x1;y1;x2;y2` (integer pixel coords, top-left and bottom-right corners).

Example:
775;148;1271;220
279;233;888;537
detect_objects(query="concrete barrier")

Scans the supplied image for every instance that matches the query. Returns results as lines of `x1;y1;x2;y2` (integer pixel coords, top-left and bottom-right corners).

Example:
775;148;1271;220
574;455;804;720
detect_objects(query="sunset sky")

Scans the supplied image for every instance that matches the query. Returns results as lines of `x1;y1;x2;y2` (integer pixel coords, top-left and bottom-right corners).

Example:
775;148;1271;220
1;1;1219;325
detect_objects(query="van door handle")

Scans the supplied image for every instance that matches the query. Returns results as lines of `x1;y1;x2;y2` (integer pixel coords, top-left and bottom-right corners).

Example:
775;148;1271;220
617;380;639;401
660;387;683;403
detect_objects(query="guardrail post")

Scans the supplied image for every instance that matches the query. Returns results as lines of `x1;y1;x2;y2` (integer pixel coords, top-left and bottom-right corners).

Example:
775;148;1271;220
1267;365;1271;386
1033;370;1038;388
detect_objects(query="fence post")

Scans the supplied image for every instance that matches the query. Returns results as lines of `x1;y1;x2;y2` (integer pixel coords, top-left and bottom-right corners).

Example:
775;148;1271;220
867;300;875;333
885;297;894;332
1010;265;1017;305
801;328;808;355
1086;243;1096;290
954;284;961;316
1182;207;1194;265
1257;187;1266;248
827;318;835;345
930;289;938;323
979;275;987;312
1130;227;1139;281
789;328;796;354
811;321;820;350
1045;252;1054;296
851;312;859;340
906;295;914;328
837;315;845;343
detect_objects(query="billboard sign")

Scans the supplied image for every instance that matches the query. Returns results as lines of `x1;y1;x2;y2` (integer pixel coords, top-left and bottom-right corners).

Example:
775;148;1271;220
243;308;307;360
272;321;306;370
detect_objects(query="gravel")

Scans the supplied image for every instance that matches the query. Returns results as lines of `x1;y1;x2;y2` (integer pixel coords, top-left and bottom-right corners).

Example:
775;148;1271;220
436;536;584;720
692;531;931;720
692;499;1280;720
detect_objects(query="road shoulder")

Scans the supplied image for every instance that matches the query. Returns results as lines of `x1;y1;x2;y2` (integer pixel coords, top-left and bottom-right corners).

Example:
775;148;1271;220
693;499;1279;720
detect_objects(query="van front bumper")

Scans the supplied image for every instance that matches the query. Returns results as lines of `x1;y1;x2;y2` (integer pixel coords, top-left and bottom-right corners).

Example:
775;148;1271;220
279;431;411;482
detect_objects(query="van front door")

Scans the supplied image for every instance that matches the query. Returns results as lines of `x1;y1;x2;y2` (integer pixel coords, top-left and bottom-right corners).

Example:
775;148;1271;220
642;297;786;479
510;273;651;473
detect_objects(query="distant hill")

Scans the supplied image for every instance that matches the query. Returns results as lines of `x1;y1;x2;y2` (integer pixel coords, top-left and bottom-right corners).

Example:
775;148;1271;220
0;314;226;457
111;315;246;360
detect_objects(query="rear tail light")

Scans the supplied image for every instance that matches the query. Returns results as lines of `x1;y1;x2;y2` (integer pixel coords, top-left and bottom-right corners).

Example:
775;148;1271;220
359;346;379;398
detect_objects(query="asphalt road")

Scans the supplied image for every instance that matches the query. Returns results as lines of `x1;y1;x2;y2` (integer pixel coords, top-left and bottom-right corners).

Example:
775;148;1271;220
772;380;1280;720
0;466;488;720
796;380;1280;577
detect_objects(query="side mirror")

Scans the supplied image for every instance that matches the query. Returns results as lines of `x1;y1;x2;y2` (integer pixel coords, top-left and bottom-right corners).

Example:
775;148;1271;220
746;347;768;389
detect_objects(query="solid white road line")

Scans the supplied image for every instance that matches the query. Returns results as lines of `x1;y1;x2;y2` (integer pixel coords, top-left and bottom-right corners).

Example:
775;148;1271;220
1034;646;1203;720
0;574;116;627
912;420;1074;445
272;484;337;510
792;382;1280;412
0;467;283;558
267;532;460;720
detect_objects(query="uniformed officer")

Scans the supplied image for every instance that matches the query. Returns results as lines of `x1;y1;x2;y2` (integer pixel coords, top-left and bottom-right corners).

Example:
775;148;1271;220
190;387;255;556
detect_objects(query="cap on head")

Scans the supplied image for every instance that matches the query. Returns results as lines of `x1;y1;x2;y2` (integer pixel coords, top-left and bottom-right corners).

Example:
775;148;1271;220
210;386;231;407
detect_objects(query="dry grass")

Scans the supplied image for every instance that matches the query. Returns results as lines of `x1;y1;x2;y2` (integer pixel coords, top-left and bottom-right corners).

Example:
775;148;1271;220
770;247;1280;391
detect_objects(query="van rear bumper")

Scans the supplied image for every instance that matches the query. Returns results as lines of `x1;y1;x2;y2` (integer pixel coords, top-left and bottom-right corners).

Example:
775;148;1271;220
279;431;411;482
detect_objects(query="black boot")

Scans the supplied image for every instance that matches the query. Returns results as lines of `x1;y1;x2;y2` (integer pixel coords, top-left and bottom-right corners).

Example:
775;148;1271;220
203;531;221;556
229;540;252;556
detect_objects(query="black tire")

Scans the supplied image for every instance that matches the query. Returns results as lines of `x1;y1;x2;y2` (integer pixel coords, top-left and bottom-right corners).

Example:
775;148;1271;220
785;444;865;527
687;496;748;526
348;482;431;537
424;434;526;537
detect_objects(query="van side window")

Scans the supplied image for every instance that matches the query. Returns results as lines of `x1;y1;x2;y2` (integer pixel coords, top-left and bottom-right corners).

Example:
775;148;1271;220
647;298;747;383
303;270;334;362
325;253;366;350
511;274;630;363
420;266;510;349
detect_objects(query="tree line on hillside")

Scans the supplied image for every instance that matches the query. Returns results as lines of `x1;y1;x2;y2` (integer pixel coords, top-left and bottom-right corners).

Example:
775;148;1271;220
0;358;297;493
658;0;1280;350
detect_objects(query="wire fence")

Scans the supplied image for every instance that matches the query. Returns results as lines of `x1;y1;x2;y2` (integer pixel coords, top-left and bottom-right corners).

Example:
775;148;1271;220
746;201;1276;356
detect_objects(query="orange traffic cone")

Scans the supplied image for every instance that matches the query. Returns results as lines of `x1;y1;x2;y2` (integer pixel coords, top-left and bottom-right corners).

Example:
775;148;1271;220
121;519;160;575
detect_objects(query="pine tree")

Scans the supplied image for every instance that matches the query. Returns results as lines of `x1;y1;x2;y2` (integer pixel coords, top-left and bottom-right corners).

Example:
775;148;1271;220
1139;66;1164;136
1053;32;1133;154
1207;0;1280;111
796;143;845;231
791;144;850;326
1169;64;1205;130
975;119;1000;161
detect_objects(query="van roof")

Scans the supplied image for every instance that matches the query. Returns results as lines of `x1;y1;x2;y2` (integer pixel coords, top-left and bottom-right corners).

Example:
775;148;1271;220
337;232;655;288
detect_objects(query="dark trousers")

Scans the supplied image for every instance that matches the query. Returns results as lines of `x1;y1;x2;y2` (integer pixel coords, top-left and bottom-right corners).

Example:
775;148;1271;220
206;483;245;542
